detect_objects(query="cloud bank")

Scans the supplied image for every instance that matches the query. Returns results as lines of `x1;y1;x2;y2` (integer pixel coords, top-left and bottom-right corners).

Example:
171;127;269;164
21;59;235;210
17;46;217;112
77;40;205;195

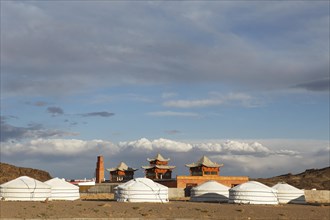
2;1;329;97
2;137;327;178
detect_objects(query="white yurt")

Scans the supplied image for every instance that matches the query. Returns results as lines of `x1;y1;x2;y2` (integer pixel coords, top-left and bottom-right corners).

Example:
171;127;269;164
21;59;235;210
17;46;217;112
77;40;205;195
0;176;51;201
229;181;278;205
272;182;305;204
115;178;168;203
44;177;80;201
190;181;230;203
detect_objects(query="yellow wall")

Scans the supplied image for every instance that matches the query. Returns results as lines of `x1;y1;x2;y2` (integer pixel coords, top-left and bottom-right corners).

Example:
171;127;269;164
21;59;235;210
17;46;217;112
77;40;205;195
176;175;249;188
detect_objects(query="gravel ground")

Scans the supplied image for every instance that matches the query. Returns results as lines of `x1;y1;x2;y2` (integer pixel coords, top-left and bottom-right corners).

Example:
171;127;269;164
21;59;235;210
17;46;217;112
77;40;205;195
1;200;329;219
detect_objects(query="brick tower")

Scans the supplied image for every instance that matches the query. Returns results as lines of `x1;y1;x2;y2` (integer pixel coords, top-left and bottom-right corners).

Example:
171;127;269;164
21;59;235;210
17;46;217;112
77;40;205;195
95;155;104;183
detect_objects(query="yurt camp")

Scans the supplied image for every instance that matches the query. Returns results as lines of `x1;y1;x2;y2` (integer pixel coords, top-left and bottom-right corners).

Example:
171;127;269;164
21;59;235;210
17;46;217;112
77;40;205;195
115;178;169;203
229;181;278;205
272;182;306;204
0;176;51;201
190;180;230;203
44;177;80;201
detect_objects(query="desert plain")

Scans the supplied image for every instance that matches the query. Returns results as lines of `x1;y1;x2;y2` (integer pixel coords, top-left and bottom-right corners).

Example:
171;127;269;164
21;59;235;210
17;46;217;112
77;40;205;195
1;196;329;220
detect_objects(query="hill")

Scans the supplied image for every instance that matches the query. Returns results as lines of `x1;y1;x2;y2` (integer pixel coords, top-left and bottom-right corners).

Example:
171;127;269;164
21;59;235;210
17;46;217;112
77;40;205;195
254;167;330;190
0;162;52;184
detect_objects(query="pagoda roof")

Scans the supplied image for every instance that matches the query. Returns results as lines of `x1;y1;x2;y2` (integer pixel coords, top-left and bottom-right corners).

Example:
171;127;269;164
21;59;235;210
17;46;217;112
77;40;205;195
142;165;176;170
147;153;170;162
185;155;223;168
107;162;138;172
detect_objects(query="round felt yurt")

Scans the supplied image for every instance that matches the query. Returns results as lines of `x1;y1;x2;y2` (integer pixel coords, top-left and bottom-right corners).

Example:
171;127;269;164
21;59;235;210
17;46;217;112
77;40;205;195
190;181;230;203
229;181;278;205
272;182;305;204
44;177;80;201
115;178;168;203
0;176;51;201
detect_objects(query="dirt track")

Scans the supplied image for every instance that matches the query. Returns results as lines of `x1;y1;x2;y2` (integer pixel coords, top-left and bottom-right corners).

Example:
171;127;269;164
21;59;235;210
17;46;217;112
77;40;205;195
1;200;329;219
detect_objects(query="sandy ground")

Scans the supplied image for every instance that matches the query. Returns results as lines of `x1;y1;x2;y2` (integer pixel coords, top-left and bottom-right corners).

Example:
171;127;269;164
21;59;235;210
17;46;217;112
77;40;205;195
1;198;329;219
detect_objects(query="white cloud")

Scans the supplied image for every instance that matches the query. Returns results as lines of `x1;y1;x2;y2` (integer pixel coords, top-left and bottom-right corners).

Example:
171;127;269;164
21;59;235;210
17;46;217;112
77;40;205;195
2;138;304;158
2;139;119;156
221;140;271;155
212;154;305;177
193;142;223;152
147;111;199;117
119;138;192;152
164;99;223;108
192;140;283;157
275;149;301;157
163;93;259;108
152;138;193;152
118;138;153;151
90;93;153;104
161;92;177;99
314;146;330;157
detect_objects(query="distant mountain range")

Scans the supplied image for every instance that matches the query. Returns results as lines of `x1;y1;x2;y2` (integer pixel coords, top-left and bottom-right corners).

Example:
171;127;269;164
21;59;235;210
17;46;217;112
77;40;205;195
254;167;330;190
0;162;329;190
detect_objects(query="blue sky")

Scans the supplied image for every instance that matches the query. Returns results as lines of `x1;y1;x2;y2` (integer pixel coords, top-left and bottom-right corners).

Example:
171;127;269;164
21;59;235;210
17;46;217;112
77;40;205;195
1;0;329;180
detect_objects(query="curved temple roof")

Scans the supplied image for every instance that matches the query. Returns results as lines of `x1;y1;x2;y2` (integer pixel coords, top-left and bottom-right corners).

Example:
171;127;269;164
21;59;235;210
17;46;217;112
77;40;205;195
107;162;138;172
147;153;170;162
142;165;176;170
185;155;223;168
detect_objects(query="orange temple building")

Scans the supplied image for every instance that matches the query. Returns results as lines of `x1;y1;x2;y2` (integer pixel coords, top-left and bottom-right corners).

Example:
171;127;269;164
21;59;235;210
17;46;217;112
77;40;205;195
107;162;137;182
142;153;176;180
174;155;248;189
185;155;223;176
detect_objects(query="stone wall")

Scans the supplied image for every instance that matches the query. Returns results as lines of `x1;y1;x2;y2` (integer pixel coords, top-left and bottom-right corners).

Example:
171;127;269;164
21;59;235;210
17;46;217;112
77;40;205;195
305;190;330;204
81;183;119;193
168;188;185;199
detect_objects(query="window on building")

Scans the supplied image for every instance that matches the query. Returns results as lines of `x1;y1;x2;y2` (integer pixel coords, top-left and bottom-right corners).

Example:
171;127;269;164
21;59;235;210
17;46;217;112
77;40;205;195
192;170;202;176
146;172;156;178
164;172;171;178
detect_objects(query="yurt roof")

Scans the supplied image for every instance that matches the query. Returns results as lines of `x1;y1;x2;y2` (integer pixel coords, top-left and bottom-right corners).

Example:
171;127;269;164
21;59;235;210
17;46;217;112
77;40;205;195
193;181;230;191
44;177;79;189
117;178;168;190
0;176;51;189
272;183;303;192
230;181;277;192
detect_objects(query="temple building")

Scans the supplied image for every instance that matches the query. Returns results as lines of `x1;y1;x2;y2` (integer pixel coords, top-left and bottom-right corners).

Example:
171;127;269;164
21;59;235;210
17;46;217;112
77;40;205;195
142;153;176;180
185;156;223;176
107;162;138;182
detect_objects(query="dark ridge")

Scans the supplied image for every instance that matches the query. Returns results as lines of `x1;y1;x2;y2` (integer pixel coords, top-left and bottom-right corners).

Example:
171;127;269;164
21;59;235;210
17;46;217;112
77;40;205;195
253;167;330;190
0;162;52;184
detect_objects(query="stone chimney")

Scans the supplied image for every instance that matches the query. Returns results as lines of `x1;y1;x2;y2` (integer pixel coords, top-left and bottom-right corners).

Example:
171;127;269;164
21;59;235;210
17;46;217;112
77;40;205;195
95;155;104;183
